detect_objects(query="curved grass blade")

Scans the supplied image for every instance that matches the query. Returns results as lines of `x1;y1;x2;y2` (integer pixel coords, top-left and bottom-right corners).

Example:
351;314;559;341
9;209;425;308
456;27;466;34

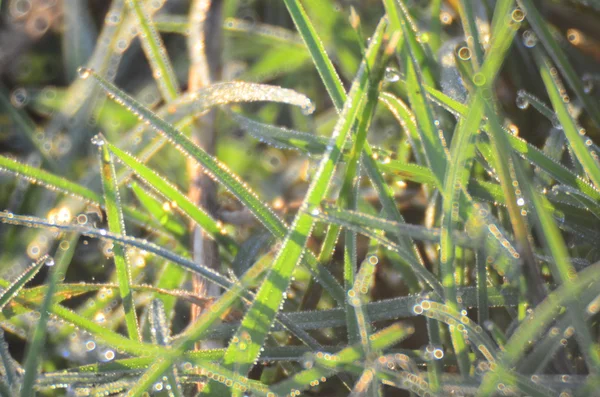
379;92;427;167
107;142;238;259
0;212;234;291
98;142;141;342
232;112;329;155
79;69;345;306
118;81;315;183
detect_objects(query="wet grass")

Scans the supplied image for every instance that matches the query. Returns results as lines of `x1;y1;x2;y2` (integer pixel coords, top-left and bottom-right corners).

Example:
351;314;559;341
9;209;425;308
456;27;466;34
1;0;600;395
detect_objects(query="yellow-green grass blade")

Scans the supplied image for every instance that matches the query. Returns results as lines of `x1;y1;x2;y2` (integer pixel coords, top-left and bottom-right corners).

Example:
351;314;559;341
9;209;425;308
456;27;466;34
79;69;345;305
439;1;519;375
125;0;179;101
107;142;238;260
218;20;387;383
271;323;414;396
98;142;141;342
282;0;346;111
129;181;187;238
533;47;600;191
0;154;178;236
383;0;447;185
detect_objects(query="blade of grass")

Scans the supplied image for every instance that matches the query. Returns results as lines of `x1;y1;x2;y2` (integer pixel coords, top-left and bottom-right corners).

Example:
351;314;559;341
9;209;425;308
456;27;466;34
517;0;600;128
79;69;346;305
218;20;387;386
0;154;177;236
439;0;519;375
107;142;238;259
533;47;600;190
0;255;49;311
125;0;179;100
383;0;447;185
478;261;600;395
20;233;78;397
98;141;141;341
283;0;433;302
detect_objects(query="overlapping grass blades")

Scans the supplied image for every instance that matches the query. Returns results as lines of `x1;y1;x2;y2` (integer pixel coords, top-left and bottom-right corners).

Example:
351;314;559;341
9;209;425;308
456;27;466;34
217;18;388;390
1;0;600;395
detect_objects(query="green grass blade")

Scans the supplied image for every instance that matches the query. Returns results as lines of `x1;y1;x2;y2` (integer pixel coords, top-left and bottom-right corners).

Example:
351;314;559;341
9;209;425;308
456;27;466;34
0;255;49;311
457;0;485;67
20;233;78;397
533;48;600;190
271;323;414;396
282;0;346;110
439;0;519;375
98;141;141;341
384;0;447;185
219;21;387;383
479;262;600;395
129;181;187;238
232;112;329;155
80;69;345;305
125;0;179;100
107;141;238;259
0;154;176;234
517;0;600;128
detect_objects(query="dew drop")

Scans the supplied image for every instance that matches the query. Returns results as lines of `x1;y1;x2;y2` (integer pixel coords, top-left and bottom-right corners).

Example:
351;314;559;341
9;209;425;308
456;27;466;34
44;257;55;267
77;67;93;79
91;134;105;146
522;30;538;48
516;92;529;109
517;198;525;206
385;67;400;83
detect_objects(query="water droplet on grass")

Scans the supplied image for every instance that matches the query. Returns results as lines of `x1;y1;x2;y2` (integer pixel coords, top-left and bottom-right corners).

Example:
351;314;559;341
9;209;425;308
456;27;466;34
77;67;93;79
516;91;529;109
385;67;400;82
91;134;105;146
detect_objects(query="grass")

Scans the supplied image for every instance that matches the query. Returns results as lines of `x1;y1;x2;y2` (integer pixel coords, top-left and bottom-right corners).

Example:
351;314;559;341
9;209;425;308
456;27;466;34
1;0;600;395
